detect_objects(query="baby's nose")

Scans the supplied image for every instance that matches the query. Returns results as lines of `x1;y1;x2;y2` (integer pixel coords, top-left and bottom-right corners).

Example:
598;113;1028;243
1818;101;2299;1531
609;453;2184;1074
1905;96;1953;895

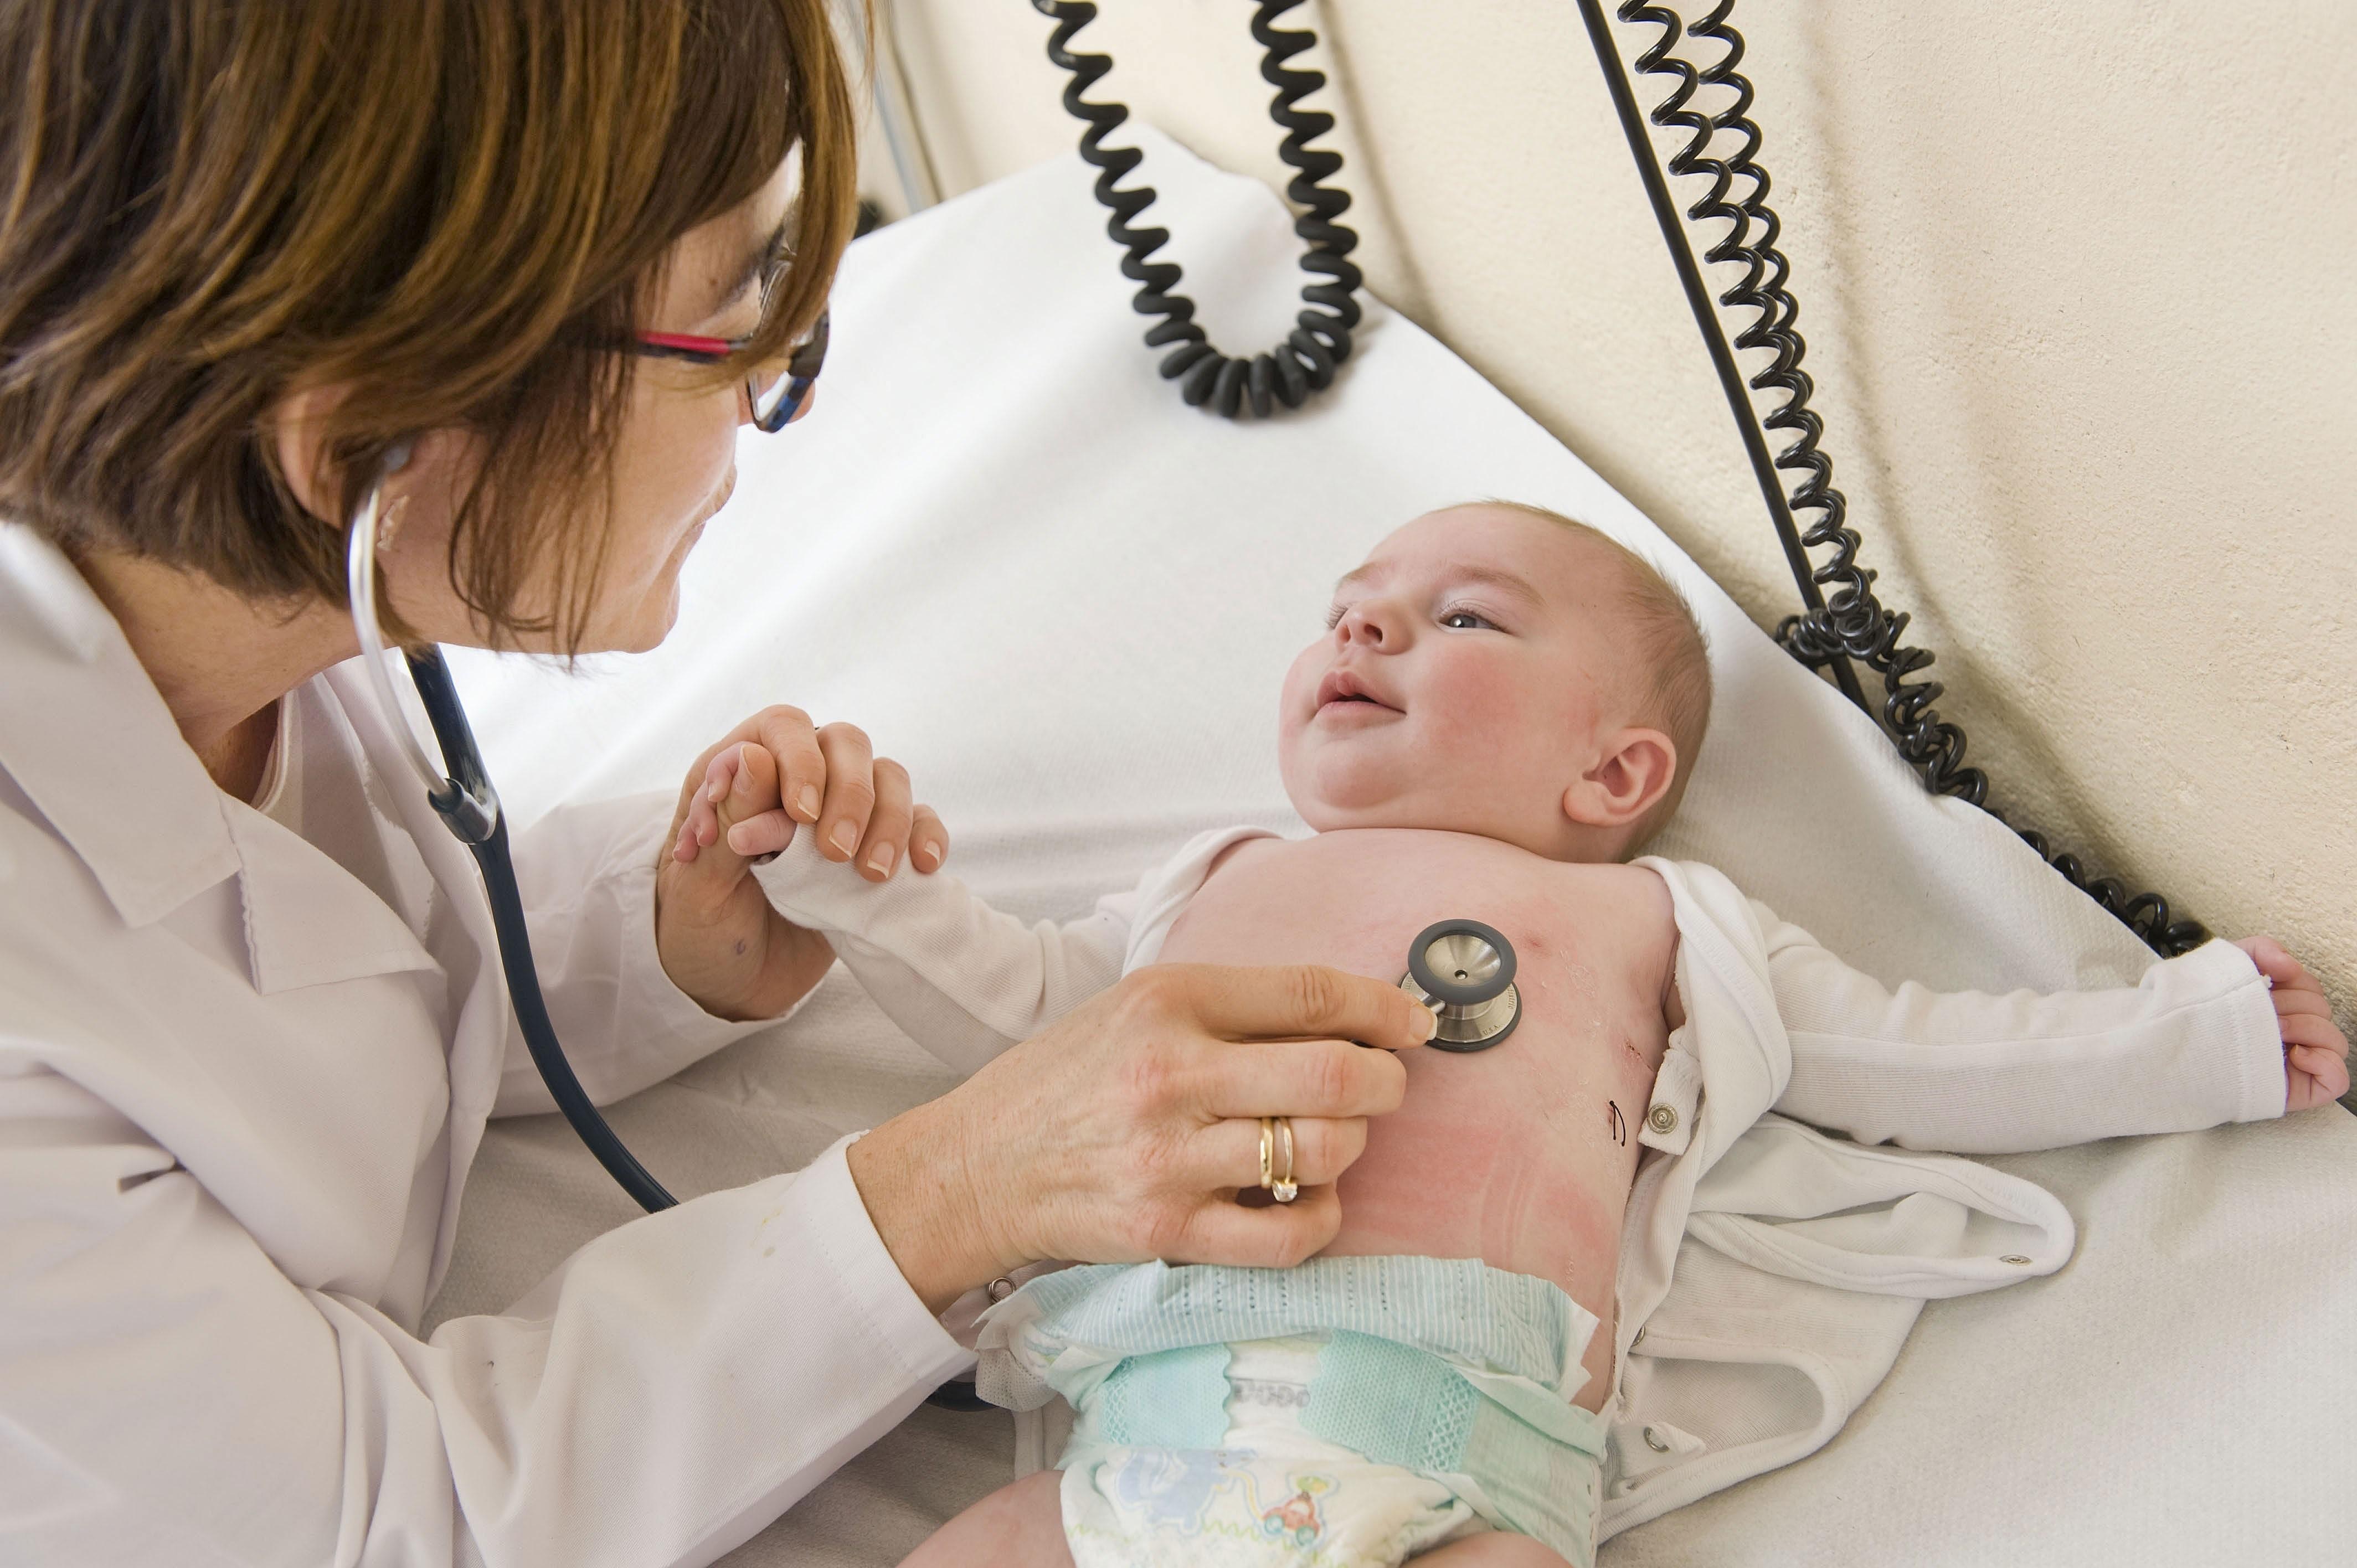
1337;605;1387;646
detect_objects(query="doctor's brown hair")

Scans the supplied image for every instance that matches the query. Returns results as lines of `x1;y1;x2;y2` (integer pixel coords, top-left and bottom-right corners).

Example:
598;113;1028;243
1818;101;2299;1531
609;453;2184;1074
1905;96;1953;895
0;0;857;647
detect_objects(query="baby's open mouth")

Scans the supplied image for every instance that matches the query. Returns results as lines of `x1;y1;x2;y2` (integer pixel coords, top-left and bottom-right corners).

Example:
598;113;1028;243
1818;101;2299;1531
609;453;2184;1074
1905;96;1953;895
1315;669;1401;715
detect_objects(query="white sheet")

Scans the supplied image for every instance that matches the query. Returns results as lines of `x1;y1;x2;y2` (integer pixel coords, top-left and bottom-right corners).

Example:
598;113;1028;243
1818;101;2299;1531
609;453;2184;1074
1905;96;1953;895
430;128;2356;1565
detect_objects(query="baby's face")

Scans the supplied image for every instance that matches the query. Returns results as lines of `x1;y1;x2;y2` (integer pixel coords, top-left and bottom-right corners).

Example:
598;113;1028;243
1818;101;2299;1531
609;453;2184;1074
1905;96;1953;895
1278;504;1644;854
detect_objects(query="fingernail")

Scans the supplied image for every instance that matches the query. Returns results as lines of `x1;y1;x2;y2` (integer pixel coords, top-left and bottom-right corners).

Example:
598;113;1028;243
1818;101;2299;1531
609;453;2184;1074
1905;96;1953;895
797;785;820;820
1414;1008;1438;1041
732;757;756;797
917;839;943;868
706;773;727;804
828;819;858;855
866;843;896;875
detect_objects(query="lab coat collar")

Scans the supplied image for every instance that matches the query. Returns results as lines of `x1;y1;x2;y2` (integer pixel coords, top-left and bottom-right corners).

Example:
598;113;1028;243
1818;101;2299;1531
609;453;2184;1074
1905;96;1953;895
0;524;241;926
0;525;435;990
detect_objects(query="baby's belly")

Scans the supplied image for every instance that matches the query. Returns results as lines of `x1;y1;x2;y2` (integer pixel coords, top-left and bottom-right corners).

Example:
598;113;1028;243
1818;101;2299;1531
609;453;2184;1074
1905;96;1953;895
1155;831;1672;1398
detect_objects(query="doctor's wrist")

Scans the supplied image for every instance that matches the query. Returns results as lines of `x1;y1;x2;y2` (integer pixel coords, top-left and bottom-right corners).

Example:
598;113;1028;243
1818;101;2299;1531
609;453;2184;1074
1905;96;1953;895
845;1101;1016;1317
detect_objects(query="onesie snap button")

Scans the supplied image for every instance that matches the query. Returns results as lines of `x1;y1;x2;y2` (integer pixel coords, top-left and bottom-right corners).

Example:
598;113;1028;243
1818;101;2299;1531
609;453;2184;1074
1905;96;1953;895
2000;1255;2032;1266
1642;1426;1672;1453
987;1276;1017;1301
1646;1104;1679;1135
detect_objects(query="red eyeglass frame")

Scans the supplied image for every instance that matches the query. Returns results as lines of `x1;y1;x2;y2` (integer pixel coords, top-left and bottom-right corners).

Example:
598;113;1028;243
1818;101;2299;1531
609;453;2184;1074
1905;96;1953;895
627;309;829;432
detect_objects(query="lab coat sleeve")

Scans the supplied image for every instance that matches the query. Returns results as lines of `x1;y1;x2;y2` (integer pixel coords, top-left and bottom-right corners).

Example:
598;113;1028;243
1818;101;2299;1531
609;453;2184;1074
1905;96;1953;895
494;791;791;1116
1758;909;2286;1151
751;828;1134;1075
0;1065;969;1568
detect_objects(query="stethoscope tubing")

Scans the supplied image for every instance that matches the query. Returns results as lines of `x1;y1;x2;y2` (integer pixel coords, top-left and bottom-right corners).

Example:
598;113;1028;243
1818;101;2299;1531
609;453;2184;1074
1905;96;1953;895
347;471;677;1212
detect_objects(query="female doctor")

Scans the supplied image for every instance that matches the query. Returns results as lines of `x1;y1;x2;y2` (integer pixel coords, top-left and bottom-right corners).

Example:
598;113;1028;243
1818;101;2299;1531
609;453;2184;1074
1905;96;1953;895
0;3;1434;1562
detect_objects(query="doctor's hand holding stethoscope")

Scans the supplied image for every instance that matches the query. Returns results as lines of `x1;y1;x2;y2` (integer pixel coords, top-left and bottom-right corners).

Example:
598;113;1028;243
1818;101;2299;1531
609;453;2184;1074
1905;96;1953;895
0;6;1432;1559
646;688;1437;1316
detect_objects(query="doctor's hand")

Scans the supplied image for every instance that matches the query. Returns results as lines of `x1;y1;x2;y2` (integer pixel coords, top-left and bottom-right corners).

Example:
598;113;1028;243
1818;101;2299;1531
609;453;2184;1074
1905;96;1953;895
655;706;949;1022
846;964;1439;1315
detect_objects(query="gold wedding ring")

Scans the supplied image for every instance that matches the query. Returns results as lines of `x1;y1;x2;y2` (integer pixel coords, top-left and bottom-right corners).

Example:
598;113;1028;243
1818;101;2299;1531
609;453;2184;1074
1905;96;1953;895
1259;1115;1299;1204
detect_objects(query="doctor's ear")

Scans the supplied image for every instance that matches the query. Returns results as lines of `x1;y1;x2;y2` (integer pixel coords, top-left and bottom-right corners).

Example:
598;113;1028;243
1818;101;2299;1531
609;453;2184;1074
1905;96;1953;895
266;386;424;527
1562;726;1679;831
266;385;353;525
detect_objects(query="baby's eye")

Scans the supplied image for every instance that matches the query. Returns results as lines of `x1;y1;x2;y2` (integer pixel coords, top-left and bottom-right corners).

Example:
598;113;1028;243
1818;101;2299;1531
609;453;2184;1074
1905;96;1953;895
1439;607;1499;631
1324;603;1347;630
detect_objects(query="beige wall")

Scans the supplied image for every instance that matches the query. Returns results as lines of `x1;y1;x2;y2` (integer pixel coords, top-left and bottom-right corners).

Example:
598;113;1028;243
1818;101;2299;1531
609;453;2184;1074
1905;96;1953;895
866;1;2354;1041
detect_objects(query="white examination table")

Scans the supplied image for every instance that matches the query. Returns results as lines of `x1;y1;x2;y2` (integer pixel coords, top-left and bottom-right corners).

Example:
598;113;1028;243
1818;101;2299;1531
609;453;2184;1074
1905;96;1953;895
433;130;2357;1565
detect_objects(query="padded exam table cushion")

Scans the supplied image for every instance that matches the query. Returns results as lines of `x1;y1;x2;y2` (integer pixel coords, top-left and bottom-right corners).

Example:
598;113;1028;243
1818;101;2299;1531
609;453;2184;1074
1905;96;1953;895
436;129;2356;1565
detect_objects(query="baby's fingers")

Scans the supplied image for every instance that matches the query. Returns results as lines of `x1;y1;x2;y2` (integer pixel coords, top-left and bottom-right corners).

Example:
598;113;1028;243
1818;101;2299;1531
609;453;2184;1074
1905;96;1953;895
2233;936;2317;993
2281;1009;2348;1055
2287;1044;2351;1110
717;742;797;860
2271;986;2335;1023
672;748;737;863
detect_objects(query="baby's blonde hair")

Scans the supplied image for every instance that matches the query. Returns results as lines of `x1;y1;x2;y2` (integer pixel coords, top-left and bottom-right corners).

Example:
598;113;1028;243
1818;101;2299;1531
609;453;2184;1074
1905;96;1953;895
1478;501;1713;852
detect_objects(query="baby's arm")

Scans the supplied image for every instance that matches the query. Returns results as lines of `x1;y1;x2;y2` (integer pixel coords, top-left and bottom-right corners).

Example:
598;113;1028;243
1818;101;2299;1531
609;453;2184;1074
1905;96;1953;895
1754;905;2332;1152
749;827;1131;1074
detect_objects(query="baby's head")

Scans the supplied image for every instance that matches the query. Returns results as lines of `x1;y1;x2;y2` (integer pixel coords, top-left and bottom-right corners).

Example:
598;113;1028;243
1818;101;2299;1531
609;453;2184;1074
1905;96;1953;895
1278;502;1712;862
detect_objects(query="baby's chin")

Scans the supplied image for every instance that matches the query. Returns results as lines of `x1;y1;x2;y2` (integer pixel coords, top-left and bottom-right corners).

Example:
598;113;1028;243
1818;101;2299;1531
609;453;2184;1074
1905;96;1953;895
1280;746;1562;846
1280;759;1440;833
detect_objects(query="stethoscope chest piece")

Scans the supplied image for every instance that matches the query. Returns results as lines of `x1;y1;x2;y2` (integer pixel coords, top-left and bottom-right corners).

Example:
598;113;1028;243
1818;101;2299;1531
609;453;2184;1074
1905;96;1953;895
1398;918;1521;1052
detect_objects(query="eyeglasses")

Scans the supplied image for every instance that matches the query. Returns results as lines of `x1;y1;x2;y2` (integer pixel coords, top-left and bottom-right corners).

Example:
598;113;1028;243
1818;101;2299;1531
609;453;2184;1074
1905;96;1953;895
627;309;829;433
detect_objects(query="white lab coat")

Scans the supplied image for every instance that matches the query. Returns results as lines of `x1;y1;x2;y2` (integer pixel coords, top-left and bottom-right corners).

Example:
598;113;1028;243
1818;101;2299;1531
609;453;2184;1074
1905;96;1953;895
0;526;969;1567
751;821;2285;1539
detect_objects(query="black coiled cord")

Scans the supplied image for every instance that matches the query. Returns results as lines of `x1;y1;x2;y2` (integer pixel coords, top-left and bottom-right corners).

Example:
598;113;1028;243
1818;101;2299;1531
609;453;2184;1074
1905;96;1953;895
1603;1;2206;956
1032;0;1363;417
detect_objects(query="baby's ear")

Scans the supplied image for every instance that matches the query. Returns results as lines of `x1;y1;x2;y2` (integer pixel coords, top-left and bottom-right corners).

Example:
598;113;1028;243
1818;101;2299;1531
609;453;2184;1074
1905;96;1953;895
1562;726;1679;830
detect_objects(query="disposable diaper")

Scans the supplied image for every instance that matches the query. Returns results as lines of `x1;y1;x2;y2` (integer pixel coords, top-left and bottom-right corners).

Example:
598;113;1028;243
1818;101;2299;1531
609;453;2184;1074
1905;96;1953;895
977;1257;1609;1565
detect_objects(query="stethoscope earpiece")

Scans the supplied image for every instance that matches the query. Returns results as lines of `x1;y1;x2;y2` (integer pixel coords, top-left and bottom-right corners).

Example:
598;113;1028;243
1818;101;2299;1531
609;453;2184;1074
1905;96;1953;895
1399;918;1522;1051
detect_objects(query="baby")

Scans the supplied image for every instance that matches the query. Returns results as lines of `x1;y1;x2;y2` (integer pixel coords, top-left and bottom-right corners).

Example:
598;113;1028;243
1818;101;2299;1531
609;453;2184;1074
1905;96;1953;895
740;502;2345;1568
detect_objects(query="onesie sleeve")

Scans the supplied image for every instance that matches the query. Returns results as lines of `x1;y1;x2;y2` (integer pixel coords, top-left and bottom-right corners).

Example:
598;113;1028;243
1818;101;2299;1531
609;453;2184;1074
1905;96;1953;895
752;829;1134;1075
1757;906;2285;1151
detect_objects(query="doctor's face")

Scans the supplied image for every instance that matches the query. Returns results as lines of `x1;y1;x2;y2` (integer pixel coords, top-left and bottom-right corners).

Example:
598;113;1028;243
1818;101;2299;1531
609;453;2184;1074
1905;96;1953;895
376;162;803;655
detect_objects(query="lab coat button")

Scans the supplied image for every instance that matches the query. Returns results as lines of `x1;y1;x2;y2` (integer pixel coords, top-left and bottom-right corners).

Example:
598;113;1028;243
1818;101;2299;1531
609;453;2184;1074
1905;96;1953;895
1646;1103;1679;1135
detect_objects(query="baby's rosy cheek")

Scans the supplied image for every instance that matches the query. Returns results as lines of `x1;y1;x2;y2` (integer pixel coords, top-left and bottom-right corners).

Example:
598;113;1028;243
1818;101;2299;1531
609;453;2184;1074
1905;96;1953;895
1431;653;1533;734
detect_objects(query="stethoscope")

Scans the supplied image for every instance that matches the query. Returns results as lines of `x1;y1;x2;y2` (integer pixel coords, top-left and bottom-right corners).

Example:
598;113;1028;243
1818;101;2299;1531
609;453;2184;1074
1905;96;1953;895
346;448;1526;1414
1397;918;1522;1051
347;447;682;1211
343;312;826;1213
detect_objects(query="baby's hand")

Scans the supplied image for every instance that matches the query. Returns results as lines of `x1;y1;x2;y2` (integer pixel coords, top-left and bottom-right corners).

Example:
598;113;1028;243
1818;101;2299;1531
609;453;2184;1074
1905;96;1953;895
2231;937;2350;1112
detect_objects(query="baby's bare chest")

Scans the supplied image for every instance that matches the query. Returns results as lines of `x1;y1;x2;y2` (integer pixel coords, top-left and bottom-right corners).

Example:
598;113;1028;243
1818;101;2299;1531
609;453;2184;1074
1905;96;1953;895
1161;828;1675;1054
1158;828;1680;1369
1160;830;1677;1164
